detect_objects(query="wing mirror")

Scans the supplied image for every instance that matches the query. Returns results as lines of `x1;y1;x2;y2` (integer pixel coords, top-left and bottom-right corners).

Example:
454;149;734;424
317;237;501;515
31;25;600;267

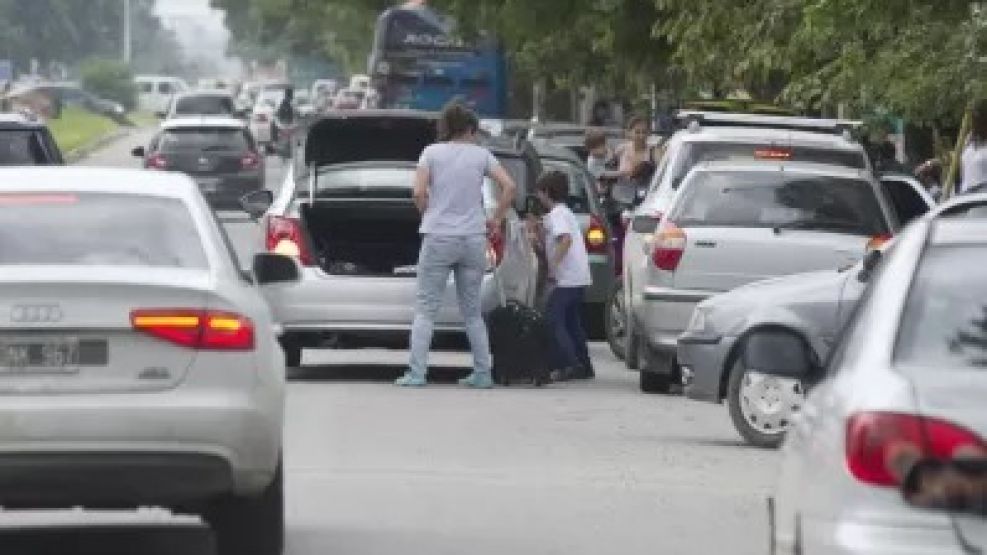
253;253;301;285
630;214;661;234
742;331;814;379
131;146;146;158
857;249;883;283
240;189;274;220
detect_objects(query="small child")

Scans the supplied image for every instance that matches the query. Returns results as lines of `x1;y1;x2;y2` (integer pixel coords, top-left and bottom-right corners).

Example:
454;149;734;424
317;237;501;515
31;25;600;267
584;129;611;181
534;171;594;380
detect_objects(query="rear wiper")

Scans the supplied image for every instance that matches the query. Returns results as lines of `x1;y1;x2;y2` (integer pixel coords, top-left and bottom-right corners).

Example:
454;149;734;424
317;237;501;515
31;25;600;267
202;145;232;152
774;220;864;234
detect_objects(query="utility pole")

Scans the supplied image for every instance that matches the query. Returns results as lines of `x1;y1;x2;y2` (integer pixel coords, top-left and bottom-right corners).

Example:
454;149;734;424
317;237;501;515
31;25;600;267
123;0;132;64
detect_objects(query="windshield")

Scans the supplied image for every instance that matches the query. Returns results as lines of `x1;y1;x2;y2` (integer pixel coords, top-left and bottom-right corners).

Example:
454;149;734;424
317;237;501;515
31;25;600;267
0;130;48;165
668;141;867;189
671;170;889;235
895;245;987;369
0;193;207;268
158;128;251;152
173;95;234;116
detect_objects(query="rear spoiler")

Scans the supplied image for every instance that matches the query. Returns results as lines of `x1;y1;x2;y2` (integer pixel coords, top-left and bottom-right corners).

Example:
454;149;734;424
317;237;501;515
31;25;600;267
675;110;863;137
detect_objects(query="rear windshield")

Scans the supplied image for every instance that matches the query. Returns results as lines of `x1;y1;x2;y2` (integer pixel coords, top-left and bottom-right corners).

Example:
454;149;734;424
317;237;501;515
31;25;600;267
543;159;593;213
306;167;414;198
174;95;234;116
0;130;48;165
670;170;889;235
896;246;987;369
669;141;867;188
158;128;251;152
0;193;208;268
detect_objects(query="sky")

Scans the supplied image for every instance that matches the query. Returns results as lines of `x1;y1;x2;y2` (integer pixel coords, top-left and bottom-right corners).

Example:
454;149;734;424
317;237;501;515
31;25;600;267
154;0;241;77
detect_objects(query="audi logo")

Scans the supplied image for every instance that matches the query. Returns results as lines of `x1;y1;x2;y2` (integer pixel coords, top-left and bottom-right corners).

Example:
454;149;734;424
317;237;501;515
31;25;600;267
10;304;64;324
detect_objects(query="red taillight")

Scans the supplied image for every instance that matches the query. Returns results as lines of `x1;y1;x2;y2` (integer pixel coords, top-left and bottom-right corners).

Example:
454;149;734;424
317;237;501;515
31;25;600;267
147;153;168;170
585;214;608;254
241;151;261;170
486;228;505;268
754;148;793;160
866;233;893;252
265;215;315;266
846;412;987;487
130;309;255;351
652;222;687;271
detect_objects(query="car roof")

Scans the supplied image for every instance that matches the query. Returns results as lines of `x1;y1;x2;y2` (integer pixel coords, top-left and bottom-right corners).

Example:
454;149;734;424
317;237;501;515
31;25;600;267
0;112;45;129
690;159;870;179
530;123;623;137
174;91;232;99
930;218;987;246
0;167;196;200
532;140;583;163
161;117;247;129
672;126;862;150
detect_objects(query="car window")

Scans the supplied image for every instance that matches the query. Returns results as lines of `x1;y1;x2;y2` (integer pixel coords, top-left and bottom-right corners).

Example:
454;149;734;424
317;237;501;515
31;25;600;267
668;141;867;189
670;170;889;236
543;159;592;213
139;82;153;93
0;130;47;165
158;82;173;94
174;95;234;116
879;177;930;226
305;167;414;198
496;156;527;192
158;128;252;152
0;192;208;268
895;245;987;370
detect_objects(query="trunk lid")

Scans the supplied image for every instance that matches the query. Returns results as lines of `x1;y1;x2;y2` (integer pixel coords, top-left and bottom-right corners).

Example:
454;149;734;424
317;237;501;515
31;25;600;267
163;150;243;175
672;227;867;291
0;267;214;394
302;112;437;168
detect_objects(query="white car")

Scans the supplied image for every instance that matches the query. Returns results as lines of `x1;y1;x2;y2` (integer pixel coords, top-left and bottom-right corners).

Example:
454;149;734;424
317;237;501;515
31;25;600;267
770;216;987;554
0;167;286;555
249;84;292;146
626;159;899;393
135;75;189;115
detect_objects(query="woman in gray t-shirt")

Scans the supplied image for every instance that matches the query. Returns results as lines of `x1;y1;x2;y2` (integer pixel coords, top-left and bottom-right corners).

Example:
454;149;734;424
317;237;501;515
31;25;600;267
396;102;517;388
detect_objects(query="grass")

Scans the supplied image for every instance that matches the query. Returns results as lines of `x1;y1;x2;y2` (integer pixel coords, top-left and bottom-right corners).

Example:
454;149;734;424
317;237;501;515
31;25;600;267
47;107;120;155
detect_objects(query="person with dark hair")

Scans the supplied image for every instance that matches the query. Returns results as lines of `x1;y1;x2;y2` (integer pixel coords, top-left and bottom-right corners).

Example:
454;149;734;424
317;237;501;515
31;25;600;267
584;129;611;181
915;158;944;202
396;101;518;388
960;99;987;195
534;171;594;381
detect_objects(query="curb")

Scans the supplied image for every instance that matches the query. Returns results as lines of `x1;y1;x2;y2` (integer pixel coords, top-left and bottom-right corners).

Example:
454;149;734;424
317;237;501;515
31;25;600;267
64;127;133;164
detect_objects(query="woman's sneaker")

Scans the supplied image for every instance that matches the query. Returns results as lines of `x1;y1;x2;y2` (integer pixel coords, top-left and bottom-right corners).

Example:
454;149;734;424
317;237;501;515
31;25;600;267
458;372;494;389
395;372;427;387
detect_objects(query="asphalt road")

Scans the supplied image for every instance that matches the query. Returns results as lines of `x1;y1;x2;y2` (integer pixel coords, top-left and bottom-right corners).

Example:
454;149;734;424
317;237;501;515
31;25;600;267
70;130;780;555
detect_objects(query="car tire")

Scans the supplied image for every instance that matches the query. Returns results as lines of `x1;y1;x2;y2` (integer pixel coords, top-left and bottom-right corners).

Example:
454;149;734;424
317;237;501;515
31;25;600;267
280;339;302;368
726;357;804;449
638;340;674;394
605;283;627;361
625;328;640;371
205;459;284;555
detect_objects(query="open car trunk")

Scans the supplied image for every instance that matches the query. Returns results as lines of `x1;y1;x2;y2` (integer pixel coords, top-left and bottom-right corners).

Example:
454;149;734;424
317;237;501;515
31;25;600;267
301;199;422;276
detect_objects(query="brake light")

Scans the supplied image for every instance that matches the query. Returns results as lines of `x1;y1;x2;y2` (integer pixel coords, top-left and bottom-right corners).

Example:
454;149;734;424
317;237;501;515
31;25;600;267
585;214;608;254
0;194;78;205
866;233;893;252
754;148;793;160
147;153;168;170
652;222;687;271
265;215;315;266
131;309;255;350
241;151;261;170
846;412;987;487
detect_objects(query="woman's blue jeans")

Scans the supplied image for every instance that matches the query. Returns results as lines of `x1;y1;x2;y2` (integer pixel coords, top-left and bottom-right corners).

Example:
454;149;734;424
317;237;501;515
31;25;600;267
408;234;492;379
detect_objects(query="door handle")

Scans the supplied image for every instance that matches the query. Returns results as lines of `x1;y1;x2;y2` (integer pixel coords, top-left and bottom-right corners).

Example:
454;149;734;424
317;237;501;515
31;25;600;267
694;240;717;248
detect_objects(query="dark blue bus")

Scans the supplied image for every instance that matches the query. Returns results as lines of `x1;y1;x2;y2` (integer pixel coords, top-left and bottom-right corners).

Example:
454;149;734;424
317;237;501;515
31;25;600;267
368;4;508;117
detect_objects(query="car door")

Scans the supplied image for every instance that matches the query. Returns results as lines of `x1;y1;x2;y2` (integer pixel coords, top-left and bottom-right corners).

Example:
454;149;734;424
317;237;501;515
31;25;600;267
879;174;934;227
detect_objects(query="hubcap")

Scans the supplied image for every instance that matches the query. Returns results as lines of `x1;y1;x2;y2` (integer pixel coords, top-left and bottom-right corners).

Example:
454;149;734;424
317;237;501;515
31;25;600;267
739;369;804;435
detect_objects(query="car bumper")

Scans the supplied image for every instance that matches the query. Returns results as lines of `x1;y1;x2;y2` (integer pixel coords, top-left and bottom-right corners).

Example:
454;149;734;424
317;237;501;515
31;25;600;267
0;390;281;504
788;515;976;555
638;286;717;354
195;174;264;209
585;254;615;305
677;332;737;403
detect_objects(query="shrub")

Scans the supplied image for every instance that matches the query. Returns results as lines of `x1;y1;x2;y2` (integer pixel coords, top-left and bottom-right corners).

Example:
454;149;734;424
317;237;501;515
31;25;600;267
80;58;137;110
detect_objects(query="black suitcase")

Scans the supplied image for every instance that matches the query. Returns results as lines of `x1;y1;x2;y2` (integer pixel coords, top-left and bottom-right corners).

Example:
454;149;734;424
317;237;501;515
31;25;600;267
487;300;553;386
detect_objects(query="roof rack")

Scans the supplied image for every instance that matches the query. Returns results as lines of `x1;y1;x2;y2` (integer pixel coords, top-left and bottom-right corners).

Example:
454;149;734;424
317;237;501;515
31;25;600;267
675;110;862;137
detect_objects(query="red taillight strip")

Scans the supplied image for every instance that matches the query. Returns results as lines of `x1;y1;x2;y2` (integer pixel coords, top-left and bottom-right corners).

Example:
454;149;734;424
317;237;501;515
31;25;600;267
131;309;255;351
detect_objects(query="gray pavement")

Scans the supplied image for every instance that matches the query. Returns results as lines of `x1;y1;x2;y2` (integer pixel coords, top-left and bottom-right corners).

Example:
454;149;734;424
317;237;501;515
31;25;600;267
75;134;779;555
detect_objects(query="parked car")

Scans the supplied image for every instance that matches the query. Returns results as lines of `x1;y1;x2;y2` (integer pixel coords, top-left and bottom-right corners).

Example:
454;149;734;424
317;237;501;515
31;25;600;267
532;140;615;338
0;167;285;555
626;160;900;393
163;91;239;120
133;117;265;211
0;112;64;164
241;110;542;367
9;82;126;123
769;215;987;554
135;75;189;115
677;192;984;448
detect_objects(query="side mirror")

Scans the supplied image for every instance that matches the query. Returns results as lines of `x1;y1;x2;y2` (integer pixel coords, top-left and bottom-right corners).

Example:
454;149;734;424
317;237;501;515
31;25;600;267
240;189;274;219
131;146;146;158
631;214;660;234
253;253;301;285
742;331;814;379
857;249;883;283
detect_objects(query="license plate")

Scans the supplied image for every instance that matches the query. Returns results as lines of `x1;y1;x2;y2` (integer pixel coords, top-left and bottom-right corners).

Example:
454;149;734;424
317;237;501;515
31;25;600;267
197;178;220;192
0;338;80;373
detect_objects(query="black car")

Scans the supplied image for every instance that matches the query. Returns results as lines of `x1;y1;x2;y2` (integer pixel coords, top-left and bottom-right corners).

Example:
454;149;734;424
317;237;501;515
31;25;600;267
0;113;64;165
133;117;264;210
